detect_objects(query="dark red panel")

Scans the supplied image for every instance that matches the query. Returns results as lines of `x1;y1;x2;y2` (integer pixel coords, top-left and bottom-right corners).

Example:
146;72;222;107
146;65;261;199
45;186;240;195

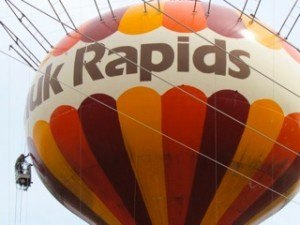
185;90;250;225
50;105;135;225
78;94;151;225
162;86;207;225
79;7;128;43
27;138;106;225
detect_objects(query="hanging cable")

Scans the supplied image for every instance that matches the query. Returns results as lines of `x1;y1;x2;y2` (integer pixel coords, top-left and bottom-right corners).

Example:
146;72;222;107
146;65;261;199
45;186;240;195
19;191;23;225
9;45;37;71
239;0;249;20
206;0;212;16
143;1;147;13
285;13;300;39
0;21;40;67
58;0;77;30
251;0;262;23
193;0;197;13
48;0;68;34
93;0;103;21
278;0;299;35
19;0;300;158
14;188;18;225
107;0;116;18
5;0;53;52
157;0;161;11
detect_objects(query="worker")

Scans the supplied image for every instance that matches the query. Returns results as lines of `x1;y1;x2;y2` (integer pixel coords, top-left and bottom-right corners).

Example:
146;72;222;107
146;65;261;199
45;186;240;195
15;154;26;173
15;154;32;190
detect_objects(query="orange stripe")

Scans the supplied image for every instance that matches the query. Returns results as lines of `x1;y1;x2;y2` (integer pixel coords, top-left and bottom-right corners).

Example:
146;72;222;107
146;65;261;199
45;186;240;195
220;113;300;224
117;87;168;225
241;16;282;49
50;105;135;225
161;86;207;225
118;2;164;34
33;120;122;225
202;99;284;224
162;1;206;32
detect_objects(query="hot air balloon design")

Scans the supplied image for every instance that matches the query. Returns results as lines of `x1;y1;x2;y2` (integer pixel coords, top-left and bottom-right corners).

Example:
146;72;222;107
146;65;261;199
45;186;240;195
26;1;300;224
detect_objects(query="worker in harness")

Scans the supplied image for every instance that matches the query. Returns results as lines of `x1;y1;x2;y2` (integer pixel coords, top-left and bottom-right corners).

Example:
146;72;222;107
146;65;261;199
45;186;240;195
15;154;32;191
15;154;26;173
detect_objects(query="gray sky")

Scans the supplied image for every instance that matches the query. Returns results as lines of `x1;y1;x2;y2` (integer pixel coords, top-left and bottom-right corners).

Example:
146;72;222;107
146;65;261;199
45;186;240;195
0;0;299;224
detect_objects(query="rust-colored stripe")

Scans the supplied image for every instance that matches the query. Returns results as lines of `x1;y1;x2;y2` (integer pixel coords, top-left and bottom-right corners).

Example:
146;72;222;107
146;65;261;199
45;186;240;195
245;179;300;225
79;94;151;225
161;86;207;225
233;156;300;225
27;138;106;225
185;90;250;225
220;113;300;224
202;99;284;224
117;87;168;225
33;121;122;224
50;105;135;225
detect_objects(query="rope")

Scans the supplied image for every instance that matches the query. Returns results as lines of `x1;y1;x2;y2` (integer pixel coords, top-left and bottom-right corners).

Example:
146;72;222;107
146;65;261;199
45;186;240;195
19;191;23;225
14;186;18;225
1;48;300;208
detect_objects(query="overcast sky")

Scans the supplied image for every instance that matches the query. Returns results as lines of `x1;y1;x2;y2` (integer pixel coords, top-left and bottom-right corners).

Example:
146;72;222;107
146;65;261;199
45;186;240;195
0;0;299;224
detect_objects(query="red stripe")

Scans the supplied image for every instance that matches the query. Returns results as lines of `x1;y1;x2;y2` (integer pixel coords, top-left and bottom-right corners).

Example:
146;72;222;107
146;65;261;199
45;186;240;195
27;138;106;225
185;90;250;225
221;113;300;224
161;86;207;225
50;105;135;225
78;94;151;225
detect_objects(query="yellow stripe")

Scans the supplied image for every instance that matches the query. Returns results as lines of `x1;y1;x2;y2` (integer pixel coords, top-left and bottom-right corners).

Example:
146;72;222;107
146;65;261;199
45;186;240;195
33;120;122;225
118;2;164;34
246;180;300;225
117;87;168;225
242;16;282;49
201;100;284;225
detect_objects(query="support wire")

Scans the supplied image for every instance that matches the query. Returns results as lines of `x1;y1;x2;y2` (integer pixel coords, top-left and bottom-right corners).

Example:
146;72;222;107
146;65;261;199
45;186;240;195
5;0;53;52
278;0;299;35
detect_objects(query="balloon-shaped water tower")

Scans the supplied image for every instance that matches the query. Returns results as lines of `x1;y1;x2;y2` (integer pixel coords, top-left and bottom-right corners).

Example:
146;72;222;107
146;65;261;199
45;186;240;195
26;1;300;224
